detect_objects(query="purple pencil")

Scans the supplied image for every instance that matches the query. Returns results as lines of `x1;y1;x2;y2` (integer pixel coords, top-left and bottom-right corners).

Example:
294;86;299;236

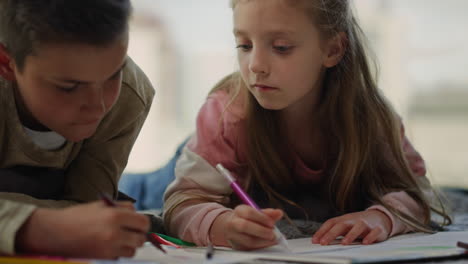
216;164;291;251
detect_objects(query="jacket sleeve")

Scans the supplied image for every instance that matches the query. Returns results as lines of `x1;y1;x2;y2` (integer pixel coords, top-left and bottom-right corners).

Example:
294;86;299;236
0;200;36;255
367;121;430;236
163;91;245;246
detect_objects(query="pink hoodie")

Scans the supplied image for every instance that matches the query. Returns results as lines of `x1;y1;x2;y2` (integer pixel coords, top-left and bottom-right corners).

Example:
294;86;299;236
163;90;428;246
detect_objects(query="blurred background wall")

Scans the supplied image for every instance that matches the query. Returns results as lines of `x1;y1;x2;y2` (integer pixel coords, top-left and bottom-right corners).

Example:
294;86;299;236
125;0;468;189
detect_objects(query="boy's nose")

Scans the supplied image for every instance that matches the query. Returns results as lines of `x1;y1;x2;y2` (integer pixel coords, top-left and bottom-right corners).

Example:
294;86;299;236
83;86;105;115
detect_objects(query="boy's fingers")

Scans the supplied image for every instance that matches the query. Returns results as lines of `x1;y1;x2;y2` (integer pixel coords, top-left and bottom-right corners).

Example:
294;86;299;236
115;201;136;211
118;246;137;258
115;211;150;233
121;229;147;249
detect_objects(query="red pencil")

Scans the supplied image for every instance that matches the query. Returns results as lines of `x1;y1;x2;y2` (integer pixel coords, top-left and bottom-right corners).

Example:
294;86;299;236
149;233;181;249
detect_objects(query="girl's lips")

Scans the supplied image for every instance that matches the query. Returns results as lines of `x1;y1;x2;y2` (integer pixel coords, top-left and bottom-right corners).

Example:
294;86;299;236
254;84;278;92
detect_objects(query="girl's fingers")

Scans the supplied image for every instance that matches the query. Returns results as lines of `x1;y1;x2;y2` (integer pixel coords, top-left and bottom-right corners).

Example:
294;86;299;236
342;221;367;245
228;232;277;250
319;223;351;245
312;219;337;244
235;205;276;228
230;216;276;240
262;209;284;221
228;205;285;249
313;211;392;246
363;227;384;245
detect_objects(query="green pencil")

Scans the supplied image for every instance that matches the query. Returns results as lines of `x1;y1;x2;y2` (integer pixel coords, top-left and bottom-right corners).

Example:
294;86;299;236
155;233;196;247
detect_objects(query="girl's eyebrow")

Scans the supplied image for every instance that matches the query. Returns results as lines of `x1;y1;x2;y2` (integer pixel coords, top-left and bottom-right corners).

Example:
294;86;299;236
52;60;127;85
233;28;246;37
234;28;296;38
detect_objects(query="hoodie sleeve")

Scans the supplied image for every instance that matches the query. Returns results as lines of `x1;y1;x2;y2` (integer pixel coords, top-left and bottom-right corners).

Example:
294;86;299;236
163;91;246;246
367;121;429;236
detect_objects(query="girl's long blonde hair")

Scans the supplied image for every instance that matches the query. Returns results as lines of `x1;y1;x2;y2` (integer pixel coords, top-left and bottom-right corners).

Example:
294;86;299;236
222;0;451;231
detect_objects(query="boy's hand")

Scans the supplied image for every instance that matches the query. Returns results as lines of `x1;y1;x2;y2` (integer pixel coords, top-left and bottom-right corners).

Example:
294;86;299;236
212;205;283;251
312;210;391;246
16;201;150;259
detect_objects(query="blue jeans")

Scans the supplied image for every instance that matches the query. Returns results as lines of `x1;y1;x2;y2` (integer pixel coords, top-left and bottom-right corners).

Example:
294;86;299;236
119;139;187;210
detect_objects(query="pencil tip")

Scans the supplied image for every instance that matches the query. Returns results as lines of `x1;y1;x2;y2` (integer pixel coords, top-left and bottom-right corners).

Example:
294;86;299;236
206;241;214;260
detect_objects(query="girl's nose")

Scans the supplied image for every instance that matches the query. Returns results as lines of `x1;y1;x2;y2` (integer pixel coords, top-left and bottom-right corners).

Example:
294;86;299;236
249;49;269;75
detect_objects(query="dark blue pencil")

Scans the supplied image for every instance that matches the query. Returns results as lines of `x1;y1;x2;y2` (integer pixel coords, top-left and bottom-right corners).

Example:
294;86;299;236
99;193;166;254
206;241;214;260
458;241;468;250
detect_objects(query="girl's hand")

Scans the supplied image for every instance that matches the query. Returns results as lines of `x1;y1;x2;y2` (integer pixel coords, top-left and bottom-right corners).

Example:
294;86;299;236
312;210;392;246
212;205;283;251
16;201;150;259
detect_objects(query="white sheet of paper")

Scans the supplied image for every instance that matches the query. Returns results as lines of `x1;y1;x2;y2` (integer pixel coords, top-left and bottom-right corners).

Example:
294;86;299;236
130;231;468;264
248;231;467;263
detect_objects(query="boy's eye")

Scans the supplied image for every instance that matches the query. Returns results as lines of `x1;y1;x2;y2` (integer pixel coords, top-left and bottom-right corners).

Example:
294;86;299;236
236;44;252;51
109;69;123;80
56;84;78;93
273;46;294;53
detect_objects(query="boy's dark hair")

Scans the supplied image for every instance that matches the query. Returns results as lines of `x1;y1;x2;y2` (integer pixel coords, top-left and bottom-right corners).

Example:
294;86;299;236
0;0;132;71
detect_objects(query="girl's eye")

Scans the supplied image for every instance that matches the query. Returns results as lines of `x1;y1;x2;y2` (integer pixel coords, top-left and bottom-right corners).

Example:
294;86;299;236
236;44;252;51
274;46;294;53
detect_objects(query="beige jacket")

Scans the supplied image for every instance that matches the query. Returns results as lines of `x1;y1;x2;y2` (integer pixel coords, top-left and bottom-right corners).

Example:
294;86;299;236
0;57;155;254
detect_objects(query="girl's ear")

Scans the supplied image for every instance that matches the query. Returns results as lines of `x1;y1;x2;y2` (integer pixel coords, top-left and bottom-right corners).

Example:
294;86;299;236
0;44;16;81
323;32;347;68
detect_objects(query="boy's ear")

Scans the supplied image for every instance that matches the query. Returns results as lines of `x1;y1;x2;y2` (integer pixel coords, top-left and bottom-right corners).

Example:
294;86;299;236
323;32;347;68
0;44;16;81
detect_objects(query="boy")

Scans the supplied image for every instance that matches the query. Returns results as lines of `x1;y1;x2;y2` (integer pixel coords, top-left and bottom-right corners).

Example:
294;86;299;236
0;0;155;259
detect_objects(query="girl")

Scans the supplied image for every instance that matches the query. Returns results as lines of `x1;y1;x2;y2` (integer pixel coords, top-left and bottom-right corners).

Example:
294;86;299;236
163;0;450;251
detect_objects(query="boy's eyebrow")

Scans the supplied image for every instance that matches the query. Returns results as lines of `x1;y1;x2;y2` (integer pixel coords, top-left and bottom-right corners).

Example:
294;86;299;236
55;60;127;85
